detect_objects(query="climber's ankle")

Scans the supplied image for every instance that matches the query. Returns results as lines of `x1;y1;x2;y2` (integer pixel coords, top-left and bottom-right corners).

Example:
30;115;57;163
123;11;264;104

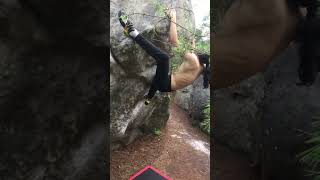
118;10;140;38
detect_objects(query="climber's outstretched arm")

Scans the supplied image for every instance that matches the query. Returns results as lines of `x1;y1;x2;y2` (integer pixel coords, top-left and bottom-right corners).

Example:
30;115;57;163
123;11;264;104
168;9;179;46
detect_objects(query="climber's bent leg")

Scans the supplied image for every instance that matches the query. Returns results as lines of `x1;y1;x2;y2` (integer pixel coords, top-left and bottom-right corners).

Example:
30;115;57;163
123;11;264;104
132;32;171;99
145;73;171;100
141;36;172;100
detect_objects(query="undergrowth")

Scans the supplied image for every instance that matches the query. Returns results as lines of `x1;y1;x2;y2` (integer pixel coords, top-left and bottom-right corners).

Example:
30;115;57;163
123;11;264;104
153;128;162;136
299;117;320;180
200;103;210;135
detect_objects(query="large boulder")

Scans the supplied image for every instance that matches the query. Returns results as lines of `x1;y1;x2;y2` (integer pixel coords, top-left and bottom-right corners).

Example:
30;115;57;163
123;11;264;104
0;0;107;180
110;0;195;149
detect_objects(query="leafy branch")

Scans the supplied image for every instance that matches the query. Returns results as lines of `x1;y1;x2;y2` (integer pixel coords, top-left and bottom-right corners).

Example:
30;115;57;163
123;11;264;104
127;12;209;38
299;117;320;180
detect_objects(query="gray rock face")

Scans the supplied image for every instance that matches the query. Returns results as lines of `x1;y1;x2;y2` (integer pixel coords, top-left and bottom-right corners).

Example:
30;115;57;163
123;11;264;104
174;75;210;124
174;85;193;111
110;0;195;149
0;0;107;179
213;44;319;179
190;75;210;123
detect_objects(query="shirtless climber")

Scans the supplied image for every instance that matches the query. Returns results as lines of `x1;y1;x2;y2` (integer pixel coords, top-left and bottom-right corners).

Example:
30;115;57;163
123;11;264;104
213;0;320;89
118;9;210;105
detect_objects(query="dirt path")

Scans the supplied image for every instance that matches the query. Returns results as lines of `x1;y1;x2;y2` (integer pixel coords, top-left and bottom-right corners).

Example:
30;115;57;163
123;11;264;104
111;103;210;180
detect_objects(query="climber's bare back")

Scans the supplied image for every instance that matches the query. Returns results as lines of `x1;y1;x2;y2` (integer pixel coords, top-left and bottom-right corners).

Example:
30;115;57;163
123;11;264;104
171;53;204;90
213;0;302;88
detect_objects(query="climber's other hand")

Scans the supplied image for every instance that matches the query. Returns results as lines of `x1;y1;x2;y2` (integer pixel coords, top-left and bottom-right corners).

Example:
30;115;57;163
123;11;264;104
169;9;176;19
165;8;176;20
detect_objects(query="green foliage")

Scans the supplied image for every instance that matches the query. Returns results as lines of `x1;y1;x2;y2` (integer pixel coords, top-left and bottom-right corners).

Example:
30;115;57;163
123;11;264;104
299;117;320;180
194;15;210;54
171;36;193;71
153;128;162;136
150;0;210;71
170;28;210;71
200;103;210;135
195;40;210;54
153;0;167;16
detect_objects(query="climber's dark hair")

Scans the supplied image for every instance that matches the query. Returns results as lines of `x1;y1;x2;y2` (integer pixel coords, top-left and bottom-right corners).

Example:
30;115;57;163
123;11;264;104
196;53;210;88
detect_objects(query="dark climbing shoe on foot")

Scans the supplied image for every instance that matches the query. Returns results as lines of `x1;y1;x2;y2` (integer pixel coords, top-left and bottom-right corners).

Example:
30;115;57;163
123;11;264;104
118;10;135;36
144;99;150;105
143;94;151;105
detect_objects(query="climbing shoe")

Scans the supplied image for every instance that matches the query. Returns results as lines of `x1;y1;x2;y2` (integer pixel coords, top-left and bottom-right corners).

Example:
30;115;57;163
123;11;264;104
118;10;136;37
144;99;150;105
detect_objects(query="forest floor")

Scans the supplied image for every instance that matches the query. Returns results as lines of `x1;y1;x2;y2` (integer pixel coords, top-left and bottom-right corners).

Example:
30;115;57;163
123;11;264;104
111;103;257;180
111;103;210;180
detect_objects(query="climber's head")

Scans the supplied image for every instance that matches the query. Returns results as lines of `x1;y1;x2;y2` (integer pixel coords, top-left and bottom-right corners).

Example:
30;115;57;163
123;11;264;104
196;53;210;88
196;53;210;65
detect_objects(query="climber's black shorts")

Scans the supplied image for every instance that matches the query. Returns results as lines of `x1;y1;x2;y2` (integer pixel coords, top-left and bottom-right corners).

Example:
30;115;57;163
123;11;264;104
134;34;171;99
